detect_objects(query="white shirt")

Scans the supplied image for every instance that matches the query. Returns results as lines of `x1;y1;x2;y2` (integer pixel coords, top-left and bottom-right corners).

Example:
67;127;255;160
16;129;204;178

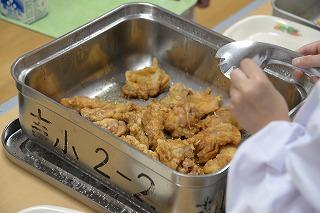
226;82;320;213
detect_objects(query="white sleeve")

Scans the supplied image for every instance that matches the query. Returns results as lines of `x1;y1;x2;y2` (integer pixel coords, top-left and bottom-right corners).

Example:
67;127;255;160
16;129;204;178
226;82;320;213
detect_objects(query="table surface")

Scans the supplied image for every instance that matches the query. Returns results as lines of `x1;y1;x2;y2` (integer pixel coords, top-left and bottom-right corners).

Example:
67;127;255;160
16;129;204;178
0;20;52;104
0;1;272;212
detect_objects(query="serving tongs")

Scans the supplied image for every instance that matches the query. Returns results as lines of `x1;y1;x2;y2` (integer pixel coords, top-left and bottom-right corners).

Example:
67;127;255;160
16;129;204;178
215;40;320;81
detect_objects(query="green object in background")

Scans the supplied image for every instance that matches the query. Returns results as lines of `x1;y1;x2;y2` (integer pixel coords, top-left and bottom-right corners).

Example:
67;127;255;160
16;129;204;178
0;0;196;38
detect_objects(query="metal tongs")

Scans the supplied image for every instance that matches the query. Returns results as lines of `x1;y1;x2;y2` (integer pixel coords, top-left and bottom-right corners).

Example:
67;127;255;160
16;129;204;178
215;40;320;80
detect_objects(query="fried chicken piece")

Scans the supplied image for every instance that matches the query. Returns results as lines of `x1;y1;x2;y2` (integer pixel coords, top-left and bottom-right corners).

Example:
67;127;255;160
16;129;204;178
121;58;170;100
124;109;149;147
161;84;198;138
161;84;221;117
189;164;204;175
188;89;221;118
121;135;159;160
164;105;200;138
80;102;138;122
65;96;149;146
163;84;221;117
142;101;169;149
60;96;106;111
189;123;241;164
71;98;148;144
160;83;192;107
156;139;194;170
198;107;240;129
121;135;147;152
94;118;128;137
162;84;221;138
177;158;204;175
203;145;237;174
144;150;160;160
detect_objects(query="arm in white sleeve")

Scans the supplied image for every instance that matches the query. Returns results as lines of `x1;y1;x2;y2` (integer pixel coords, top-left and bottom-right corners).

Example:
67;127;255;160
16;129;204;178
226;82;320;213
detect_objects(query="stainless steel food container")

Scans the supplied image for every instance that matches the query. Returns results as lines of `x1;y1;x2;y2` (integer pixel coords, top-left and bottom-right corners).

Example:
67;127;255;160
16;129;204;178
272;0;320;31
11;3;313;212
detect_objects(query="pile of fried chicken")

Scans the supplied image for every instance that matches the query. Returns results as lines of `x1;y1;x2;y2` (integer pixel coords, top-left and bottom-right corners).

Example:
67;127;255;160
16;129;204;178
60;58;241;175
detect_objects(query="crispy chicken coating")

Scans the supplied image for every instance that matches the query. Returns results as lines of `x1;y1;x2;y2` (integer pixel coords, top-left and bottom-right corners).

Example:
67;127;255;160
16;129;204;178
124;109;150;147
162;84;221;138
164;105;200;138
190;123;241;164
160;83;192;107
188;88;221;118
121;135;159;160
142;101;169;149
60;96;106;111
161;84;198;138
156;139;195;170
198;107;240;130
177;158;204;175
121;58;170;100
80;102;138;122
161;83;221;117
203;145;237;174
94;118;128;137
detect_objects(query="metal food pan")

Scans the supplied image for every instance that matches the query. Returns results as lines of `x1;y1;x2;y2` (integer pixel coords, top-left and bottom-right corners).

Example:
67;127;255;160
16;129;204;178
11;3;312;212
272;0;320;31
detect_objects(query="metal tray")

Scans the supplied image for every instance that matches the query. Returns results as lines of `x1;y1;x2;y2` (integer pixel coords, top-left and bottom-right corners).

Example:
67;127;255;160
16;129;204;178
1;119;155;213
272;0;320;31
11;3;313;212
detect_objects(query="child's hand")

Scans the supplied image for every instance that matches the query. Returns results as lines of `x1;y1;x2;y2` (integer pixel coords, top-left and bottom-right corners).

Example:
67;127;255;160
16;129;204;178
292;41;320;83
230;59;290;133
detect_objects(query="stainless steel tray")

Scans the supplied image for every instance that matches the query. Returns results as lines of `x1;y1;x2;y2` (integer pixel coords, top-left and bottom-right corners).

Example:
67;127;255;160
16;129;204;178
272;0;320;31
2;119;155;213
11;3;313;212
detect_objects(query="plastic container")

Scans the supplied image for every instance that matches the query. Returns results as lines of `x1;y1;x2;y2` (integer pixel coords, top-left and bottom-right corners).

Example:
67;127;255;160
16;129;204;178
0;0;47;24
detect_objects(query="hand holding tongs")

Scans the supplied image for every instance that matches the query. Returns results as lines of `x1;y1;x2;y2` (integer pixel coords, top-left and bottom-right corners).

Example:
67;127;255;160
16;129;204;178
215;40;320;80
